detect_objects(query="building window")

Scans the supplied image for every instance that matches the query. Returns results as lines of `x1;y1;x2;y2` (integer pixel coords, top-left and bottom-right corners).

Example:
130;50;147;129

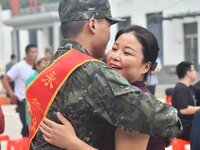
49;27;53;48
146;12;163;63
117;16;131;31
59;25;63;41
184;22;198;70
29;29;37;45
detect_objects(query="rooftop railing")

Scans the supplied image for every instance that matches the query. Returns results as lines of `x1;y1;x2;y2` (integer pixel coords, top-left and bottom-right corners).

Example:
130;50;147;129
13;2;59;17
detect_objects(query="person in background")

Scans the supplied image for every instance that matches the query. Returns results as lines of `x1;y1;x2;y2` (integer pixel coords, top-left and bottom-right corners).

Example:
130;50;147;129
146;57;162;95
2;44;38;137
5;54;17;100
5;54;17;73
0;106;5;150
0;106;4;134
40;25;177;150
190;109;200;150
172;61;200;142
44;48;53;62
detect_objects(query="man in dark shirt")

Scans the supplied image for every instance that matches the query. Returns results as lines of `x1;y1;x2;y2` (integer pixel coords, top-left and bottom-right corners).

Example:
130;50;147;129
172;61;200;141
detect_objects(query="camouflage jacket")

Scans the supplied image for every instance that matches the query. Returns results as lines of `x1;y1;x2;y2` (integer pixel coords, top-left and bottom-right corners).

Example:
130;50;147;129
31;39;182;150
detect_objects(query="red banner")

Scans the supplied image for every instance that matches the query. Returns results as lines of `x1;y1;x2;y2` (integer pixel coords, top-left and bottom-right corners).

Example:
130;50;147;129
10;0;19;14
29;0;38;10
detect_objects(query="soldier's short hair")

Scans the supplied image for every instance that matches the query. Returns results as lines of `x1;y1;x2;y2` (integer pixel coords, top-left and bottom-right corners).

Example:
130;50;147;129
61;20;86;39
61;19;105;39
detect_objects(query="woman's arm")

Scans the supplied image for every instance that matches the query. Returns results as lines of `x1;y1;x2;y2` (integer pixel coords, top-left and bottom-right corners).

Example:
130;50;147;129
115;128;149;150
40;112;97;150
40;112;149;150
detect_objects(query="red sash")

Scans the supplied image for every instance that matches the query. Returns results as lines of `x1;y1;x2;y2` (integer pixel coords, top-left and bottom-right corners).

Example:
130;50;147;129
25;49;98;147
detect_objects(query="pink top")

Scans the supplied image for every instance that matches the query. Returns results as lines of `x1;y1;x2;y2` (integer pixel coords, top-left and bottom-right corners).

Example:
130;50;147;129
0;106;5;134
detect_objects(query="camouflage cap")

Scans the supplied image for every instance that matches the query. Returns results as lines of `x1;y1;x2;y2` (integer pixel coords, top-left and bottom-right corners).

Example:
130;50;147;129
59;0;124;25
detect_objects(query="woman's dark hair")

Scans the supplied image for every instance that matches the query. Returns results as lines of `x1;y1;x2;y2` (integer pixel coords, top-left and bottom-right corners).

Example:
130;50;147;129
115;25;159;81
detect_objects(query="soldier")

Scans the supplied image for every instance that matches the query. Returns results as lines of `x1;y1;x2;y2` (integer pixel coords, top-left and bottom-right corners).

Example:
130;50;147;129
26;0;182;149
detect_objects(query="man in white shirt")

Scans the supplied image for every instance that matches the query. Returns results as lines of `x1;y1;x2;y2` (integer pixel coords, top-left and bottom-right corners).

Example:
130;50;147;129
2;44;38;137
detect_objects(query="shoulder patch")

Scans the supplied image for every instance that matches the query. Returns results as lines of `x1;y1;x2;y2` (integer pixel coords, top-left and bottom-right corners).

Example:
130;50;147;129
110;69;129;85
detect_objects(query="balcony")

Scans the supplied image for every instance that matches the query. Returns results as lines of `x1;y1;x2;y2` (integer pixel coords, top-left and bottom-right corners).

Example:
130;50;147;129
12;2;59;17
4;3;59;29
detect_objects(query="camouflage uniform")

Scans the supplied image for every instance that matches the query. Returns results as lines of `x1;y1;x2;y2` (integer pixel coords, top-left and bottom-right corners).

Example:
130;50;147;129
30;40;182;149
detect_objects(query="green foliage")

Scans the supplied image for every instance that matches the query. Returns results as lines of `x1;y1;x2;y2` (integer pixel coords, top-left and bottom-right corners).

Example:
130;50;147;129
1;0;10;10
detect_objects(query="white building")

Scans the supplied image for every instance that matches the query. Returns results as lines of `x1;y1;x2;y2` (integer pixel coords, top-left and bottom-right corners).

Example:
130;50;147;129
1;0;200;79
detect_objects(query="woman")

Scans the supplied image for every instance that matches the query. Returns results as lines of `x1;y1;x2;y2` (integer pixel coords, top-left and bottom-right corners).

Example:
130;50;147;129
40;25;169;150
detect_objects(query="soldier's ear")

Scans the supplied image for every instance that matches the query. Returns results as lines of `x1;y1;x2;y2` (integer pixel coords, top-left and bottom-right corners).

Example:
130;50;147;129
88;18;96;33
92;24;95;29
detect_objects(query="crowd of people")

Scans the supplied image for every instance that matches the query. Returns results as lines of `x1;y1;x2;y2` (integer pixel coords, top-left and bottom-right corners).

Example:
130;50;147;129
0;45;52;138
0;0;199;150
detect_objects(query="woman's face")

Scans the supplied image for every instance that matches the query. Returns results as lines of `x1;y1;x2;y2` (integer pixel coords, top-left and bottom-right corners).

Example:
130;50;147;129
107;32;151;83
36;59;47;73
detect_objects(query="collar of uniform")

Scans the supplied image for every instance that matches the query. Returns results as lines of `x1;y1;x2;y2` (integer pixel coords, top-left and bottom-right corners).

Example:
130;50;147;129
58;39;91;56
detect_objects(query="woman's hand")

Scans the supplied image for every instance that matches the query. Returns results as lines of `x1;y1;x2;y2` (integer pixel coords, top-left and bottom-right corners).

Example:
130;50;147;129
40;112;97;150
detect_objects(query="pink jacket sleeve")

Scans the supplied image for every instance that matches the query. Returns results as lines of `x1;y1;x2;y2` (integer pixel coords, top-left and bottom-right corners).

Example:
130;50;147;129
0;106;5;134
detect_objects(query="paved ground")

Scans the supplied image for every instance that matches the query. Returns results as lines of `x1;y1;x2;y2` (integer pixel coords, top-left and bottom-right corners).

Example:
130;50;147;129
1;105;22;149
1;105;22;139
1;105;175;150
0;106;177;150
